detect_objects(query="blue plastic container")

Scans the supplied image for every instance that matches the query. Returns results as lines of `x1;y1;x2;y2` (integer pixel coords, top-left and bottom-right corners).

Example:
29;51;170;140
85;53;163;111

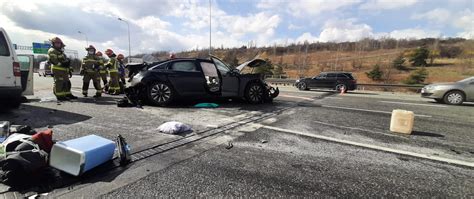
49;135;116;176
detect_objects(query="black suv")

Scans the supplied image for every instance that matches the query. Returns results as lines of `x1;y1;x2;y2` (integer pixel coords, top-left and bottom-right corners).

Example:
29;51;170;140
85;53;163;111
295;72;357;92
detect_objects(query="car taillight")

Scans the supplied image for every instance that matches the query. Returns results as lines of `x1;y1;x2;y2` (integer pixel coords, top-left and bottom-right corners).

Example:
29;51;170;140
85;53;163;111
13;62;21;77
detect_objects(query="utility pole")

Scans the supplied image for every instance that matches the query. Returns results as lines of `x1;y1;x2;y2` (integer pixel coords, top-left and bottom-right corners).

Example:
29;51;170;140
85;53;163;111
77;31;88;47
209;0;212;55
118;18;131;63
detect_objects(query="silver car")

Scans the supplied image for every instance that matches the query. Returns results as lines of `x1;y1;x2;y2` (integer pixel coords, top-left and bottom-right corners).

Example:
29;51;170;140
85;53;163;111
421;77;474;105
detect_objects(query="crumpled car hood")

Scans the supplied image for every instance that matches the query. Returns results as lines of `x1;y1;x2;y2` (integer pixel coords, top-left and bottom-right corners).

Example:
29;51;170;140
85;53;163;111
235;58;267;71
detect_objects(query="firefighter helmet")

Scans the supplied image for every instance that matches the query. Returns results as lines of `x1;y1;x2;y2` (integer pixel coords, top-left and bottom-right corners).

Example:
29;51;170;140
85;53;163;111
105;49;114;56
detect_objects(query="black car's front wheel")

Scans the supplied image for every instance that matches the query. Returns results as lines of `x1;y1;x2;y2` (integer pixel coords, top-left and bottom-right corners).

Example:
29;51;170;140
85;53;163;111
245;82;264;104
148;82;174;106
298;82;309;91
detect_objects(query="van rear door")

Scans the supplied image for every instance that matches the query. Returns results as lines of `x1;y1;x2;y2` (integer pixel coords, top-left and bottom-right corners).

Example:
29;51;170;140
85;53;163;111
17;54;34;95
0;30;16;87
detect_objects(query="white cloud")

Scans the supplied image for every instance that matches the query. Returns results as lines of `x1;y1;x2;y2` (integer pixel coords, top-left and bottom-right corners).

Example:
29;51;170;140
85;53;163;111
388;28;441;39
360;0;418;10
412;8;473;39
288;23;303;30
258;0;361;17
296;32;319;43
134;16;171;31
220;13;281;37
318;19;374;42
453;9;474;31
411;8;452;24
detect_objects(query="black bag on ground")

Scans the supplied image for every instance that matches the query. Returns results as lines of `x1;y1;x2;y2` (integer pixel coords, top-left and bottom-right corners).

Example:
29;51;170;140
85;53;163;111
0;139;48;187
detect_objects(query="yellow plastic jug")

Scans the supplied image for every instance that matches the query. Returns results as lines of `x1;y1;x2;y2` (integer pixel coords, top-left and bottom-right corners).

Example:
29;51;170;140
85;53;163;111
390;109;415;134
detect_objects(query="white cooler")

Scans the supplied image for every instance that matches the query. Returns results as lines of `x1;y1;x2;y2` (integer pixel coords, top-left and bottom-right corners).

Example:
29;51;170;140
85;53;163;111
49;135;116;176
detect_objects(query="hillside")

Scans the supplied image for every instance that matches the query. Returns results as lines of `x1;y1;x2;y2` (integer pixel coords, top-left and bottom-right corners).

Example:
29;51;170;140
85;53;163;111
144;38;474;84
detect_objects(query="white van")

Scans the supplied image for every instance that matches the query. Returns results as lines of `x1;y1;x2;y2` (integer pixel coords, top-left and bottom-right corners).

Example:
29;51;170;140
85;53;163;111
0;27;23;108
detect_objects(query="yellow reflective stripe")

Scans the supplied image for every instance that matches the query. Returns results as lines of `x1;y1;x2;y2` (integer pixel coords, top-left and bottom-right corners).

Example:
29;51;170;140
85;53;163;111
99;71;108;74
52;66;68;71
109;70;118;73
55;92;68;96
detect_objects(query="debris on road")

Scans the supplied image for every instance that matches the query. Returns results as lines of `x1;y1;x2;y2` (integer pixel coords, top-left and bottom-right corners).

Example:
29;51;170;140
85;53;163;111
49;135;115;176
0;129;53;187
116;134;131;166
9;125;36;136
260;139;268;144
39;97;57;103
225;141;233;150
0;121;9;142
390;109;415;134
206;124;219;128
194;103;219;108
158;121;192;134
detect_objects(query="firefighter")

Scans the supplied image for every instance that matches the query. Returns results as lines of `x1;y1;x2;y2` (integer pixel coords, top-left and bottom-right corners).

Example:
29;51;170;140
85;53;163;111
105;49;120;95
117;54;127;93
47;37;77;100
96;51;109;92
80;45;102;97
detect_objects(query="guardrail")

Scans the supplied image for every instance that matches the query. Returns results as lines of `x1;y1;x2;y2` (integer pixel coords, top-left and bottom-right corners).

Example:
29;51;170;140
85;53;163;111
265;78;426;89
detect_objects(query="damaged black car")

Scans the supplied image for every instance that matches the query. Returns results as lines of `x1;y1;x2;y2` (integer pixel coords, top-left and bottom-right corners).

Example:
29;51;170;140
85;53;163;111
125;55;279;106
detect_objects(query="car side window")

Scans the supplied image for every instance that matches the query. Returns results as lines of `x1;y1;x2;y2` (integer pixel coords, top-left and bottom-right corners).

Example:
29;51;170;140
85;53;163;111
152;62;168;70
337;74;348;79
318;74;327;79
0;32;10;56
327;73;337;79
170;61;198;72
212;58;231;74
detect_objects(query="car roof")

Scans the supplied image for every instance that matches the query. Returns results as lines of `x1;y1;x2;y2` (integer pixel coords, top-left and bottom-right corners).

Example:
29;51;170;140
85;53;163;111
166;58;212;62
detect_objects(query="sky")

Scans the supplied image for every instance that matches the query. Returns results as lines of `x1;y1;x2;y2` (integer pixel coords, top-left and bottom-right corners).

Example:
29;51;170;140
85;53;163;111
0;0;473;57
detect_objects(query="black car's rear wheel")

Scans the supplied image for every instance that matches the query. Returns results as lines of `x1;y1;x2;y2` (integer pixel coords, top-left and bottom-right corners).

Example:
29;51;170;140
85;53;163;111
443;90;464;105
298;82;309;91
245;82;264;104
148;82;174;106
335;84;348;93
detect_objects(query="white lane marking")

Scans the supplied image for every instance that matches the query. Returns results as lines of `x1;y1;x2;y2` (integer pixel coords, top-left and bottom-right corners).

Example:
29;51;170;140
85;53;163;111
380;101;447;108
324;97;343;100
279;94;315;101
312;120;405;139
322;105;432;118
262;125;474;168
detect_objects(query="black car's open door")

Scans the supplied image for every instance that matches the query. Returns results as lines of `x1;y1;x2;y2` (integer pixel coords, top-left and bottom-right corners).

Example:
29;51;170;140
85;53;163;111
200;61;221;95
17;54;34;96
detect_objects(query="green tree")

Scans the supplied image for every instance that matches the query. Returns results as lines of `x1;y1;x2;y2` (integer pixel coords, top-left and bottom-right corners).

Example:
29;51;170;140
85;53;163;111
409;47;429;67
254;58;274;76
403;67;429;84
365;64;384;81
392;54;406;71
272;64;285;77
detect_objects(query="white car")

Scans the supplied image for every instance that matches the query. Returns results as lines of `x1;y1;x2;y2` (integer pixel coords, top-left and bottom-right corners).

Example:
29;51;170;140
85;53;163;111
0;28;34;108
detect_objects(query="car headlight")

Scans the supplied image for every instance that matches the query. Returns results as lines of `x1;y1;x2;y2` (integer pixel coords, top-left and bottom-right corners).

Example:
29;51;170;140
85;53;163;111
296;79;300;83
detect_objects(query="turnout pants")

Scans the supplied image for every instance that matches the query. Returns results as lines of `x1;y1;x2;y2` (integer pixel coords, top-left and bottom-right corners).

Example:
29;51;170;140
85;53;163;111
82;71;102;96
99;70;108;91
108;71;120;95
52;67;71;98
